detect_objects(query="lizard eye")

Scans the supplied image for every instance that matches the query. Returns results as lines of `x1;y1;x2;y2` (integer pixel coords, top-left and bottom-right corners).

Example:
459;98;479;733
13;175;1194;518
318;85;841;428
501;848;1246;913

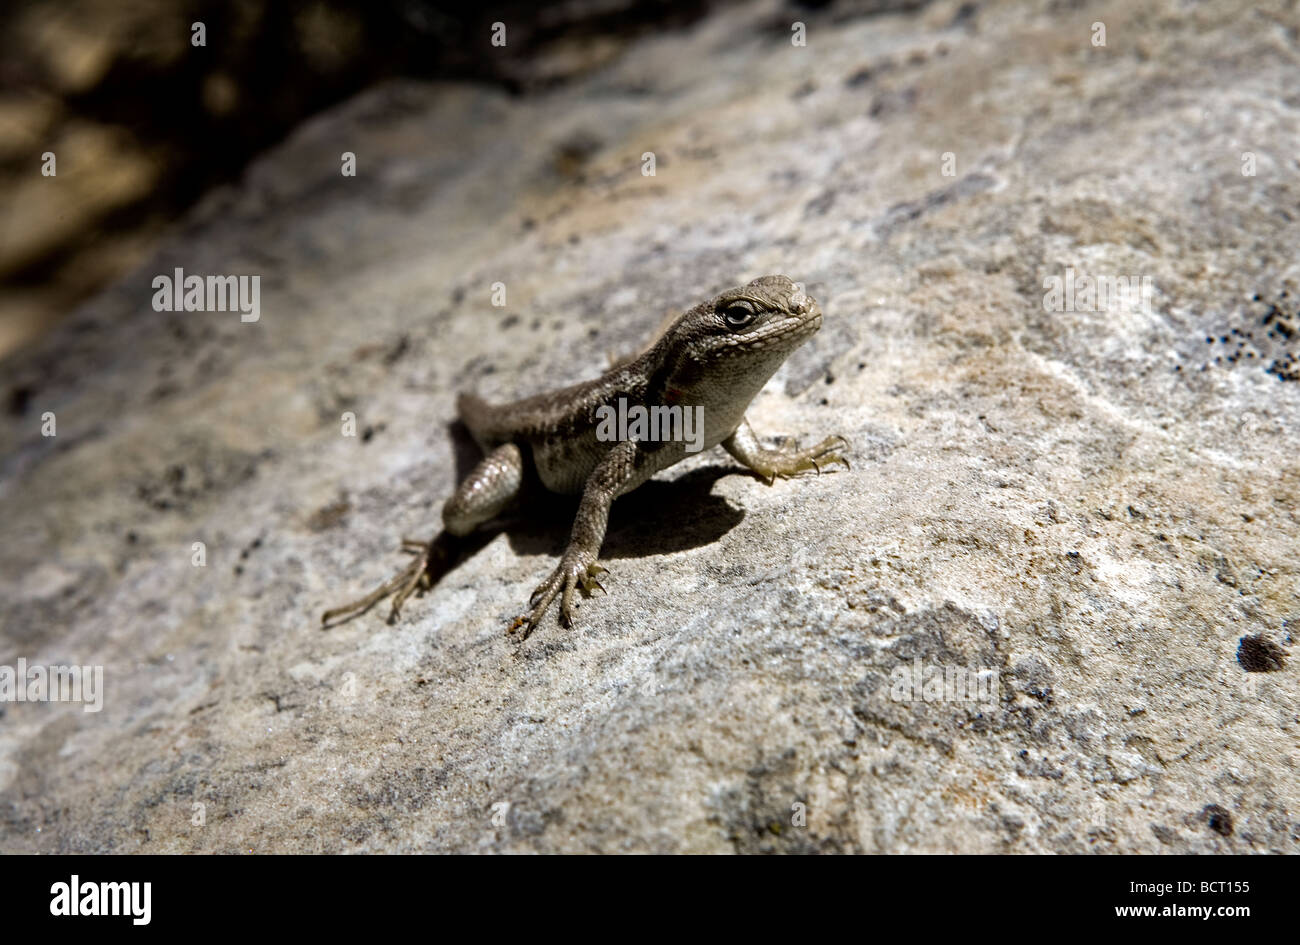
721;300;757;328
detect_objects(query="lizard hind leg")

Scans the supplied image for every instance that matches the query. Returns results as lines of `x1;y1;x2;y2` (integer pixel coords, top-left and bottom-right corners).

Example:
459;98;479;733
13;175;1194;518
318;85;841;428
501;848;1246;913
321;443;525;626
441;443;524;536
320;533;453;626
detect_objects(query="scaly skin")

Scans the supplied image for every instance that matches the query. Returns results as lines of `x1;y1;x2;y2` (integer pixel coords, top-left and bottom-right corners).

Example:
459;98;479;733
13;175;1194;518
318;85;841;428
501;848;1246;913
322;275;849;637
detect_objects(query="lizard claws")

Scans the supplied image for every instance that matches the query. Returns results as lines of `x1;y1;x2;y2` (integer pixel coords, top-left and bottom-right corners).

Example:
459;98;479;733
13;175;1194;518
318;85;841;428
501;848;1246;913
754;433;852;482
512;557;608;639
584;563;609;594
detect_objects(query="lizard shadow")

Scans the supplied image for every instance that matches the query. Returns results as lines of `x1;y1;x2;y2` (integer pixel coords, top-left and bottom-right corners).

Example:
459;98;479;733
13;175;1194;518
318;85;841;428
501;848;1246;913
447;419;748;560
498;465;747;561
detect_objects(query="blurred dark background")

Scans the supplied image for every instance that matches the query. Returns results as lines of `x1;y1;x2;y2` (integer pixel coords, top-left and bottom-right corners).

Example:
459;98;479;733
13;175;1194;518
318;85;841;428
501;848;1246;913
0;0;744;358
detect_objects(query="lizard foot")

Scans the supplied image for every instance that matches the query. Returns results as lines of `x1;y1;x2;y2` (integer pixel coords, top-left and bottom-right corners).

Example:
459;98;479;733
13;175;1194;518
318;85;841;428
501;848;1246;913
758;434;851;484
321;537;439;626
509;556;608;640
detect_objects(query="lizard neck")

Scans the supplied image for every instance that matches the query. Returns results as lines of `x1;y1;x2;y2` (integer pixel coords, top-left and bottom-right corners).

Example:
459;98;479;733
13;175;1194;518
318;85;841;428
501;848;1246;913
637;337;790;447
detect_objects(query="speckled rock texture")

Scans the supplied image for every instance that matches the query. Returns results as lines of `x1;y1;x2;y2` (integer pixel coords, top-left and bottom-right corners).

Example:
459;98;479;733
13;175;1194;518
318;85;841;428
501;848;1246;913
1;0;1296;853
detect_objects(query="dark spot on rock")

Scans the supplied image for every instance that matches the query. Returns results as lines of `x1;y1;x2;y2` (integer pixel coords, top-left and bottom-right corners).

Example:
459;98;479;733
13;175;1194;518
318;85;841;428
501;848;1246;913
1201;804;1233;837
870;87;918;118
553;132;601;180
383;335;410;366
845;66;874;87
804;190;836;217
949;1;978;28
1236;634;1286;672
8;385;32;416
308;498;351;532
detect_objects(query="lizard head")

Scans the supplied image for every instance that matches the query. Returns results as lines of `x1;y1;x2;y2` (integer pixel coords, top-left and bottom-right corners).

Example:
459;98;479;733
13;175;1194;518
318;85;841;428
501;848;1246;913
661;275;822;382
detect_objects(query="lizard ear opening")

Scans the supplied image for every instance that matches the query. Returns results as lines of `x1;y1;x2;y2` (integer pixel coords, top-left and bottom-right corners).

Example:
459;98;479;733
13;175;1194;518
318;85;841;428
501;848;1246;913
721;299;757;329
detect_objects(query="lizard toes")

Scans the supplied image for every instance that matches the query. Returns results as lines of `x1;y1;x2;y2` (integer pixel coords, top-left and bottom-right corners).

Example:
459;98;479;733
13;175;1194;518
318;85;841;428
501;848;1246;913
528;576;554;608
559;568;583;626
516;573;561;637
514;598;551;639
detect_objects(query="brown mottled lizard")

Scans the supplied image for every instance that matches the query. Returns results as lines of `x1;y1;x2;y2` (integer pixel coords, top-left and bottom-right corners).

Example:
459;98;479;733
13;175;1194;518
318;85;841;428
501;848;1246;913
323;275;848;637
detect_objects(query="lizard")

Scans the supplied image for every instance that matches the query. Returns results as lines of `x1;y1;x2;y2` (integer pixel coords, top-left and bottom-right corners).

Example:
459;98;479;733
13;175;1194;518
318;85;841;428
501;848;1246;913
322;274;849;638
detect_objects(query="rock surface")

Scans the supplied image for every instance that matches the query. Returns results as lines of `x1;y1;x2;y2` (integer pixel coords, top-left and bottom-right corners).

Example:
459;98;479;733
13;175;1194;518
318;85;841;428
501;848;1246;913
1;0;1297;853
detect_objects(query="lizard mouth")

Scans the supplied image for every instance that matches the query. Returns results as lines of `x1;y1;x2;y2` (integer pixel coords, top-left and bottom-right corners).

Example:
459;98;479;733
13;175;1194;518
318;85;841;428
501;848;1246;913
782;296;822;338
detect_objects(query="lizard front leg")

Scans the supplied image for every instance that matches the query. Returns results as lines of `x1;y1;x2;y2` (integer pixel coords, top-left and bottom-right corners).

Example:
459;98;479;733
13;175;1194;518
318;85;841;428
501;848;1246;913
722;418;850;484
511;439;642;639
